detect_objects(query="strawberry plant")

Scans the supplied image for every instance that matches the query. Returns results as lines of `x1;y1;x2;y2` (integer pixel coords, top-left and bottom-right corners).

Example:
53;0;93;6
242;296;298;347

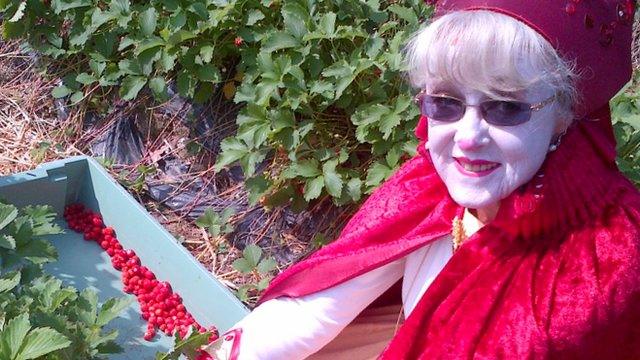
611;73;640;187
232;244;276;302
0;0;432;207
0;201;129;359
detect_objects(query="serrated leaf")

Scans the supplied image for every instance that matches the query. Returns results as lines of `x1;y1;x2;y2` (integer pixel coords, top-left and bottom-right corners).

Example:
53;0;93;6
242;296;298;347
257;258;277;273
319;12;337;36
139;7;157;36
282;2;308;38
15;327;71;360
262;32;299;52
295;159;321;178
76;288;98;325
4;313;30;359
149;77;167;99
387;4;418;25
75;73;96;85
246;9;264;25
176;70;196;98
257;277;271;290
0;234;15;249
196;64;220;82
243;244;262;268
8;1;26;22
322;159;343;197
304;176;324;201
51;85;73;99
346;178;362;202
200;44;214;63
366;162;393;187
19;239;57;264
96;297;133;326
119;76;147;101
245;175;270;205
0;203;18;231
69;91;84;104
0;271;20;293
232;258;253;274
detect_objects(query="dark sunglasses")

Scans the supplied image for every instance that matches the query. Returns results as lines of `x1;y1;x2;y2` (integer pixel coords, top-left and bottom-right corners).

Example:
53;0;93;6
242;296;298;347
414;91;556;126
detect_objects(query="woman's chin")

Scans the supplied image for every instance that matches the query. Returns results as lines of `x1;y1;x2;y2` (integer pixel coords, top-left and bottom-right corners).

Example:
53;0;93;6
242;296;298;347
448;188;500;210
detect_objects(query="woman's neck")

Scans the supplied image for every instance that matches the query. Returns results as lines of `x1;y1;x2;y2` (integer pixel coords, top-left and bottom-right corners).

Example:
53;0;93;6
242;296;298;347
470;202;500;225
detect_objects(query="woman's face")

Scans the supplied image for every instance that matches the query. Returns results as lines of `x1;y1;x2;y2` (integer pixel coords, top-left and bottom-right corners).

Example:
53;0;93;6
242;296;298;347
426;82;562;211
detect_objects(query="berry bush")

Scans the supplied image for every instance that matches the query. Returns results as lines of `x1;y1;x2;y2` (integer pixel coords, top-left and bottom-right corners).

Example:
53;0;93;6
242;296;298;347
0;201;129;359
0;0;432;208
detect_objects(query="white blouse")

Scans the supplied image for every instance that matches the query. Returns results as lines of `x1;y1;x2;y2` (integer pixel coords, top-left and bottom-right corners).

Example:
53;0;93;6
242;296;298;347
208;209;482;360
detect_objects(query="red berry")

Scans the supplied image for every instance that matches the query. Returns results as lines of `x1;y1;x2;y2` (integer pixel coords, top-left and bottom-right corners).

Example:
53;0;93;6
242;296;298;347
234;37;243;46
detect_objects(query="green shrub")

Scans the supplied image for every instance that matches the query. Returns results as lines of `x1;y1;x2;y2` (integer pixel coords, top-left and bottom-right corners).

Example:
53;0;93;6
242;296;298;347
0;202;130;359
0;0;431;208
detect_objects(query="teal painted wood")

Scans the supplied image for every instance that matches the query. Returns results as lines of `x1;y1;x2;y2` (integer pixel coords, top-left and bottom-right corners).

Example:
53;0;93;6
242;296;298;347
0;156;249;358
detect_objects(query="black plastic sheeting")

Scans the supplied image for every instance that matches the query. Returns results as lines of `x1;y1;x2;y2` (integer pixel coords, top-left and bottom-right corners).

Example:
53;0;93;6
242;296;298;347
79;84;336;264
91;112;145;164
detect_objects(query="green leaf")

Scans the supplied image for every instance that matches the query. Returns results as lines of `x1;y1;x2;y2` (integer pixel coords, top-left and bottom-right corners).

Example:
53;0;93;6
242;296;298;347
243;244;262;268
200;44;214;63
3;313;30;359
319;12;337;36
0;271;20;293
366;162;393;188
177;71;196;98
322;159;343;197
139;7;157;36
51;85;73;99
257;277;271;290
96;297;133;326
232;258;253;274
245;175;270;205
196;64;220;82
15;327;71;360
75;73;96;85
346;178;362;202
149;77;167;100
246;9;265;25
0;203;18;231
8;1;26;22
0;234;15;249
119;76;147;101
282;2;308;38
195;209;221;236
295;159;321;177
19;239;57;264
214;138;249;170
262;32;299;52
69;91;84;104
257;258;277;273
387;5;418;25
304;176;324;201
76;288;98;325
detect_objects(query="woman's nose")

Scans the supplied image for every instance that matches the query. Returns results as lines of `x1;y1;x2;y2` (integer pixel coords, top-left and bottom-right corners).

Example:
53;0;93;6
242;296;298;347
453;108;490;151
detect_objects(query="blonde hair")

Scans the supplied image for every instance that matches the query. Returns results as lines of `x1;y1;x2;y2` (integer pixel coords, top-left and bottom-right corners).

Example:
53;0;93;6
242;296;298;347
405;10;579;125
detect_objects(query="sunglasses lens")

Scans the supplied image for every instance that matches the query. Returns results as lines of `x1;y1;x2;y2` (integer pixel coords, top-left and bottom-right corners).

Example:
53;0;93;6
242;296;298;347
421;96;464;122
482;101;531;126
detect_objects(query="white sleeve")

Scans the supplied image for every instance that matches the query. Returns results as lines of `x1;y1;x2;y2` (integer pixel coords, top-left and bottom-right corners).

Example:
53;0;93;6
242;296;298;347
209;258;404;360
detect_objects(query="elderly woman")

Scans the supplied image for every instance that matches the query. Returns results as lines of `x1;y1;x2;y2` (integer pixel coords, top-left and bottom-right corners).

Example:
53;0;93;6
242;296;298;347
206;0;640;359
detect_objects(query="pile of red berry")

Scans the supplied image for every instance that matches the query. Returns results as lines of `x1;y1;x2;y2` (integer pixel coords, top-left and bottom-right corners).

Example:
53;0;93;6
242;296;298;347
63;203;219;349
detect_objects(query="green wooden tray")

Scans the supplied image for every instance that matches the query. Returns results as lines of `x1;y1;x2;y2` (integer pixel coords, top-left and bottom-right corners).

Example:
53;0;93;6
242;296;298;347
0;156;249;358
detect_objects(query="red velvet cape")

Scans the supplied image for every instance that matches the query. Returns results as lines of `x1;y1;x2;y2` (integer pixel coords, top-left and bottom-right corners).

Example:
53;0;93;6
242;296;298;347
260;107;640;359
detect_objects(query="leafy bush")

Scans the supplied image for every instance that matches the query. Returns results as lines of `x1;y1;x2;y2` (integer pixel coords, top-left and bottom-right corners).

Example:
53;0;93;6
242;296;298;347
0;202;130;359
0;0;431;208
611;74;640;187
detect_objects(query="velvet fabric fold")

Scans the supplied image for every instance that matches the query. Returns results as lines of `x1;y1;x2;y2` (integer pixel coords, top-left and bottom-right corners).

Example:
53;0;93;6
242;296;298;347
260;106;640;358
